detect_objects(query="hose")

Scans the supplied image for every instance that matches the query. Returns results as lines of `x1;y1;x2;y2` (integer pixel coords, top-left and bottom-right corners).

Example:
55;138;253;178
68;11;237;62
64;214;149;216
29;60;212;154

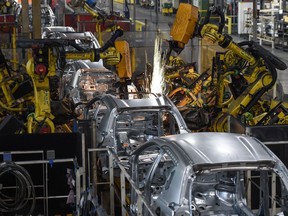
237;41;280;113
0;161;36;215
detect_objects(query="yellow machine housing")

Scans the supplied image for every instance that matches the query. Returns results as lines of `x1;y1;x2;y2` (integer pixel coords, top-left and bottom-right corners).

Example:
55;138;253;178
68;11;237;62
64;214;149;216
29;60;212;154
162;7;173;16
115;40;132;79
170;3;199;47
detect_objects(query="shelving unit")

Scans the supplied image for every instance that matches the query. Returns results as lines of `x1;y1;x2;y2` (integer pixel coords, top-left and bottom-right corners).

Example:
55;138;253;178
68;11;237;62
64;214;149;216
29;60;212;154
259;8;278;48
244;8;253;34
276;16;288;51
248;2;282;49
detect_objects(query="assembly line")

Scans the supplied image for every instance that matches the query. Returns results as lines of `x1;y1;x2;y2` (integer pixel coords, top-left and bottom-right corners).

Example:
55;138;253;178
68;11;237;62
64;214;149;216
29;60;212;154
1;0;288;215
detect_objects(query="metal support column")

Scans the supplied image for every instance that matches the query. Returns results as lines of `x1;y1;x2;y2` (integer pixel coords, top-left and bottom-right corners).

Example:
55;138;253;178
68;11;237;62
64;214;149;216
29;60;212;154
252;0;258;42
120;171;126;216
91;121;98;194
260;171;270;216
32;0;41;39
109;151;115;216
81;133;86;192
76;167;85;206
21;0;30;39
12;26;17;71
271;173;276;215
246;170;252;208
134;0;137;31
155;0;158;29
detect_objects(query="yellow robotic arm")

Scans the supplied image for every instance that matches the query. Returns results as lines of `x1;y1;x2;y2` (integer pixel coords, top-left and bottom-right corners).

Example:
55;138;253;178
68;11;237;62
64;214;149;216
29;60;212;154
168;4;287;132
63;28;123;66
17;28;123;133
68;0;107;20
169;3;199;55
199;5;256;66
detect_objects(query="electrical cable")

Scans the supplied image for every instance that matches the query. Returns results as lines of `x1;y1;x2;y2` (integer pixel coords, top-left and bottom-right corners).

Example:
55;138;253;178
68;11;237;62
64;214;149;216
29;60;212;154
0;161;36;215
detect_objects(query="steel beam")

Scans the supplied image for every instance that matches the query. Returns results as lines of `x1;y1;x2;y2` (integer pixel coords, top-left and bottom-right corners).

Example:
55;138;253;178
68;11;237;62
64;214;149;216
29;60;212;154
32;0;41;39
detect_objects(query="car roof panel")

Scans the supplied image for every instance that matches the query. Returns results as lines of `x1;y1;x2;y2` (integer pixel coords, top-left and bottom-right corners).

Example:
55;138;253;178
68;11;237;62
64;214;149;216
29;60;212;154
104;95;173;109
163;132;276;166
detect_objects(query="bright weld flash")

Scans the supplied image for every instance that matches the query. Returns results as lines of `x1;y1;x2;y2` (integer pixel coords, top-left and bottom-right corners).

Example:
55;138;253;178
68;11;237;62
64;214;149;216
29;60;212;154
150;32;165;95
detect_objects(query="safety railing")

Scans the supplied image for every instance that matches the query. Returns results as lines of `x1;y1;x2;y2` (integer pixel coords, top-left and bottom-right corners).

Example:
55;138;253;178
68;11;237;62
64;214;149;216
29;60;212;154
0;150;83;216
87;147;115;215
107;148;158;216
87;146;159;215
225;16;232;34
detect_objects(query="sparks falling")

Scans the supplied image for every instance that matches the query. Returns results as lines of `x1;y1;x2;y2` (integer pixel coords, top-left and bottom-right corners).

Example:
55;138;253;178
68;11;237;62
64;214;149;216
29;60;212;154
150;31;165;94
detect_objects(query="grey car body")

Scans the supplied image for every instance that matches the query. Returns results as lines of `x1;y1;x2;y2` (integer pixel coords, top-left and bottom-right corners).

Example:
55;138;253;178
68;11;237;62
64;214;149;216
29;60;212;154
41;26;75;38
43;30;101;50
127;132;288;215
28;4;56;30
42;30;103;66
84;94;190;155
60;60;118;104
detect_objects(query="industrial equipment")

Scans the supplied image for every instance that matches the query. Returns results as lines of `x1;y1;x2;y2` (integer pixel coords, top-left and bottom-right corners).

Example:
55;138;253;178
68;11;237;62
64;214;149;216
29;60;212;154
0;0;20;15
0;161;36;215
65;0;133;82
82;93;190;155
42;29;104;67
123;132;288;215
65;0;131;33
140;0;154;8
162;1;173;16
0;48;33;133
0;28;123;134
166;3;287;132
41;25;76;38
28;4;56;31
76;93;190;213
60;59;119;109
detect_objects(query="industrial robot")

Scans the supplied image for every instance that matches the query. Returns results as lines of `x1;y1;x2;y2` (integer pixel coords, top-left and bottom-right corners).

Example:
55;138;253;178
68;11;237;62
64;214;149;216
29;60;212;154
167;3;288;132
0;28;123;134
69;0;133;94
0;0;20;14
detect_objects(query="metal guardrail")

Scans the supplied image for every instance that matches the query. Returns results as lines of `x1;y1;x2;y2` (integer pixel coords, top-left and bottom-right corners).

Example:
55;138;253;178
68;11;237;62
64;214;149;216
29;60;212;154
108;148;158;216
0;151;81;216
225;16;232;34
87;147;115;216
87;146;158;215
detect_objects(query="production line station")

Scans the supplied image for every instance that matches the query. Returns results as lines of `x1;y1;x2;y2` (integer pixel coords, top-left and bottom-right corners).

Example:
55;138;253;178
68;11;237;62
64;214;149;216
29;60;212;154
1;0;288;215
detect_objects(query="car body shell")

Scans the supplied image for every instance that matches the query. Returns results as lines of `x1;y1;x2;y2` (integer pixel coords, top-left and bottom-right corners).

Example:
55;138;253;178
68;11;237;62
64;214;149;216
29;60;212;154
127;132;288;215
42;30;103;66
28;4;56;30
60;60;118;103
41;26;76;38
42;30;101;50
84;94;190;155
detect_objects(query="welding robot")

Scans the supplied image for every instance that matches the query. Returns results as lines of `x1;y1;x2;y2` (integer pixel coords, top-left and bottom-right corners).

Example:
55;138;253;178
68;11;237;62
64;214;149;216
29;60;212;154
0;0;19;14
68;0;108;20
69;0;133;92
14;28;123;133
168;3;287;132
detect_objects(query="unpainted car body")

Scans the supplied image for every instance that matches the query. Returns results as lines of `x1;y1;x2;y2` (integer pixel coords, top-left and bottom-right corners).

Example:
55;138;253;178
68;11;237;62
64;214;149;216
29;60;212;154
43;30;101;50
28;4;56;30
84;94;190;155
42;30;103;66
41;26;75;39
60;60;118;104
127;132;288;216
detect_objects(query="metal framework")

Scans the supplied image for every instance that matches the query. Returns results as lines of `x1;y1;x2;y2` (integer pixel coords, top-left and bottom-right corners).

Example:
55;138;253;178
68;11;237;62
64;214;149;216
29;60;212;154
86;146;284;216
0;151;82;215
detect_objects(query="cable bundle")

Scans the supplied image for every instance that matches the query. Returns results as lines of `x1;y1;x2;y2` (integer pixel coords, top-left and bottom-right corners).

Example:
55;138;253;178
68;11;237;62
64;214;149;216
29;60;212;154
0;161;36;215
